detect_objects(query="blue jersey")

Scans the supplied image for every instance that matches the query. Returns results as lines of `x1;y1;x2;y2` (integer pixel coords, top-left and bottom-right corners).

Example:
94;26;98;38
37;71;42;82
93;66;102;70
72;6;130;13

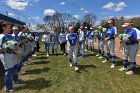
124;29;137;40
97;32;104;40
106;26;117;39
87;31;94;39
12;33;20;42
66;33;78;46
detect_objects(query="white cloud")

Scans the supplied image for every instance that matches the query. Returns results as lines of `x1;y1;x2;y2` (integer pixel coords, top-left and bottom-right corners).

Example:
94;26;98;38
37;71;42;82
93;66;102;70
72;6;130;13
34;0;39;3
102;2;127;12
102;2;115;11
8;12;14;17
60;2;65;5
73;15;80;19
114;2;127;11
80;8;84;11
6;0;29;10
29;16;40;20
44;9;56;16
84;10;88;14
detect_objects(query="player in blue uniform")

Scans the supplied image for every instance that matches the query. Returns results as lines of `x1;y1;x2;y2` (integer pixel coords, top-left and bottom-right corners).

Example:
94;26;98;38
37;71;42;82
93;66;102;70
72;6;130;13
102;19;117;69
87;27;94;53
0;23;20;92
66;26;79;71
96;26;106;59
119;20;139;75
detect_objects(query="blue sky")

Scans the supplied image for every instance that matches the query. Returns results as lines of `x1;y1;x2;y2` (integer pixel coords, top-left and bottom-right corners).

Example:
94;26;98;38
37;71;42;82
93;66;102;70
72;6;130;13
0;0;140;26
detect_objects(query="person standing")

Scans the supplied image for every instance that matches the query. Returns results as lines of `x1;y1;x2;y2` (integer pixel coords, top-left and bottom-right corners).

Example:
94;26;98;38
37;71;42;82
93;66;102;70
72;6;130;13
50;27;59;55
59;28;67;56
66;26;79;71
78;26;85;57
119;20;140;75
42;31;50;57
102;19;117;69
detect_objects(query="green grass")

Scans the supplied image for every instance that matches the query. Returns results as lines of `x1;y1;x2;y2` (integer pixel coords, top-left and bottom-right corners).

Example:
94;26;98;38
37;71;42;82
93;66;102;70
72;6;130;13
1;46;140;93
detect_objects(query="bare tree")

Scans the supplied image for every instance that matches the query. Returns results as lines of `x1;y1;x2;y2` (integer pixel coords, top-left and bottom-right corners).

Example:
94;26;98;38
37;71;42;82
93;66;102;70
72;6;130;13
83;13;97;26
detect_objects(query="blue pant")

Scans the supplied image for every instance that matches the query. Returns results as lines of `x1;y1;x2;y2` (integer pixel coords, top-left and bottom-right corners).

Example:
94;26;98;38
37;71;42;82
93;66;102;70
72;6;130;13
44;43;49;54
51;42;58;54
4;67;15;90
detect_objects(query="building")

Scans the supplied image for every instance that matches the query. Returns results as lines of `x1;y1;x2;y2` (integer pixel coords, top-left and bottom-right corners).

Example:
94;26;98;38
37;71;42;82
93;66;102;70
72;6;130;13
0;13;25;26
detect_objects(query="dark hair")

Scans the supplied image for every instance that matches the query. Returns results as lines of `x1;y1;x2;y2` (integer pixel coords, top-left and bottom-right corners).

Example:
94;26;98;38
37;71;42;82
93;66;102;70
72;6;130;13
110;19;115;26
0;23;13;34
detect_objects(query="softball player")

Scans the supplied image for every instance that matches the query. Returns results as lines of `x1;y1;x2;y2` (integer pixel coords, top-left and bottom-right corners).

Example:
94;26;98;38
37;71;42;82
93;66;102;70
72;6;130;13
87;27;94;53
78;26;85;57
0;23;19;92
102;19;117;69
96;27;106;59
119;20;139;75
66;26;79;71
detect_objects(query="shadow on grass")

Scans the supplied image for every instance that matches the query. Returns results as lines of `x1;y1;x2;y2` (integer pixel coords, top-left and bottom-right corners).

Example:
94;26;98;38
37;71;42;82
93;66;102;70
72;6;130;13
32;56;49;60
134;67;140;75
84;54;95;58
16;78;51;91
78;64;97;72
25;67;50;75
32;61;50;65
0;63;5;90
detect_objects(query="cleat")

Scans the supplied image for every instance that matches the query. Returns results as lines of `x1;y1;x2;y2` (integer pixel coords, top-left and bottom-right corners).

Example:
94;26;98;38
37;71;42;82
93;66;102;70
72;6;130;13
118;67;128;71
99;56;103;59
96;54;99;57
102;60;107;63
110;64;115;68
75;67;79;71
126;71;134;75
70;63;73;67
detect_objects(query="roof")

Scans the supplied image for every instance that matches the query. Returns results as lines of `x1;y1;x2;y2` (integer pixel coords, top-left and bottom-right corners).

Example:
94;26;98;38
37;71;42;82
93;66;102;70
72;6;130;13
0;13;25;26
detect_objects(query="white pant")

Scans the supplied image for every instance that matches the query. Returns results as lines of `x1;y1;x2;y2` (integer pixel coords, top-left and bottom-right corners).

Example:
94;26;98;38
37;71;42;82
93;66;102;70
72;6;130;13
67;46;78;62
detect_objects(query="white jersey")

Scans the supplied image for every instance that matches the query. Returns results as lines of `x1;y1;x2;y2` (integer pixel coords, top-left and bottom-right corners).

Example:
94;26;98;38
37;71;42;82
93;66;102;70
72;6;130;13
79;30;84;42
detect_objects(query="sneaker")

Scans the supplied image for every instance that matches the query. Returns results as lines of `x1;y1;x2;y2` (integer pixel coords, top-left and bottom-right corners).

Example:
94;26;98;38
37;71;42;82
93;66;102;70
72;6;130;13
32;54;37;57
5;87;15;92
118;67;128;71
91;51;94;54
96;54;99;57
75;67;79;71
99;56;103;59
70;63;73;67
102;60;107;63
110;64;115;68
126;71;134;75
85;49;87;52
64;54;66;56
47;54;49;57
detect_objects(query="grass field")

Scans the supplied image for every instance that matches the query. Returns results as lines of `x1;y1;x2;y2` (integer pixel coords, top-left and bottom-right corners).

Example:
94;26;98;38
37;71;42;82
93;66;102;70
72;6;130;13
1;46;140;93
